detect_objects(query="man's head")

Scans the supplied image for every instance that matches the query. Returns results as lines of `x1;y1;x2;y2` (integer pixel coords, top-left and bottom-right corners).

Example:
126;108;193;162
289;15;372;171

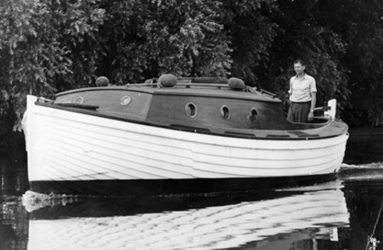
293;59;305;75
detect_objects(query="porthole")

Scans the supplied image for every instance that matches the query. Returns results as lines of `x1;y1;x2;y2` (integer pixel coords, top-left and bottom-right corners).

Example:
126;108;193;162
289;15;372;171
73;96;84;104
185;102;197;118
120;95;132;106
248;107;258;121
220;105;230;119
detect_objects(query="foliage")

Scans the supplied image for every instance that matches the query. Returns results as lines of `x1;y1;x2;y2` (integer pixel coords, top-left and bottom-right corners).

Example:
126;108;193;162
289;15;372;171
0;0;105;130
96;0;231;84
330;0;383;127
258;0;351;113
284;0;383;126
219;0;279;85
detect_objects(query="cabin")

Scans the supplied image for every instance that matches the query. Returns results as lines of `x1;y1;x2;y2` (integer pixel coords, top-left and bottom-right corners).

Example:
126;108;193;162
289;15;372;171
50;76;345;140
55;77;324;129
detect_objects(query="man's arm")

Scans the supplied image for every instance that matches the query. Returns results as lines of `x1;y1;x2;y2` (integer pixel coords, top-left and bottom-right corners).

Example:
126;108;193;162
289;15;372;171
310;92;316;110
288;78;293;96
308;92;316;121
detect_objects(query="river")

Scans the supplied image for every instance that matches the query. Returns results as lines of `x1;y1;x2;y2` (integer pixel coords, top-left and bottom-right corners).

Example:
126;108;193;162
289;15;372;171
1;129;383;250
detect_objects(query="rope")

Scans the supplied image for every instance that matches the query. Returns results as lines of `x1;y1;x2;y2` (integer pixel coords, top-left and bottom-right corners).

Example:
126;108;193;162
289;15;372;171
365;200;383;250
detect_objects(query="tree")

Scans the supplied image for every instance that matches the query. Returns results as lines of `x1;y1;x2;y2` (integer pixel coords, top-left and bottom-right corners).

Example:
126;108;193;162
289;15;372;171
220;0;279;85
255;0;351;114
332;0;383;127
298;0;383;126
96;0;231;84
1;0;382;138
0;0;105;130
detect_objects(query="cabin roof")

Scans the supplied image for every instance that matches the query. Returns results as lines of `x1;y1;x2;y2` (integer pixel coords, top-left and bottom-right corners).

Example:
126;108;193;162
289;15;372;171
56;83;281;103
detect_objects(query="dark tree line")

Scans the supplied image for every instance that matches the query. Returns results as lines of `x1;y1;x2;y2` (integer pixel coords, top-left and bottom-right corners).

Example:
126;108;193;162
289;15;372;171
0;0;382;138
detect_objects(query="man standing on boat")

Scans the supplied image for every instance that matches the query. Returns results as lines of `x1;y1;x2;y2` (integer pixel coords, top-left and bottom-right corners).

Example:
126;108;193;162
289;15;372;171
287;59;317;123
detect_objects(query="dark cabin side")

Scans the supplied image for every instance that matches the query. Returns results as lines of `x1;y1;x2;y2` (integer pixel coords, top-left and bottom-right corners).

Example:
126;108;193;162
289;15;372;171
55;83;291;131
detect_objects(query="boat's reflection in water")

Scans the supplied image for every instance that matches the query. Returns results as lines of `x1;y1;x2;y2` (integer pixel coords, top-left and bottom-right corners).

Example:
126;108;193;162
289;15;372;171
25;181;349;250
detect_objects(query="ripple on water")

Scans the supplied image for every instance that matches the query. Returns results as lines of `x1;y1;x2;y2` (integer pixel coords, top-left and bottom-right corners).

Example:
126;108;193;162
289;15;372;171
339;162;383;181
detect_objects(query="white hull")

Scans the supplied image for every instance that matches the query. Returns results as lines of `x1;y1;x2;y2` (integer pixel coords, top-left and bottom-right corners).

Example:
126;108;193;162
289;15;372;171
27;188;349;250
24;95;348;182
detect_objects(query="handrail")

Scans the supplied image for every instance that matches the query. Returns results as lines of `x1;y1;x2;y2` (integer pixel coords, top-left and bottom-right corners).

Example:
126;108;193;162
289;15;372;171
314;106;331;112
126;82;232;90
259;88;277;98
55;103;99;110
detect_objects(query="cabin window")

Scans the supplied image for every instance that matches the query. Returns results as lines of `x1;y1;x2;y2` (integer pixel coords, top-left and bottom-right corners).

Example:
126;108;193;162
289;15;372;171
249;108;258;121
185;102;197;118
220;105;230;119
73;96;84;104
120;95;132;106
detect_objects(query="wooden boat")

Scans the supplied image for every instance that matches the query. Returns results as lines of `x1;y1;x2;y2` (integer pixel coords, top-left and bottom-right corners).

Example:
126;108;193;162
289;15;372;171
22;76;349;194
25;186;349;250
